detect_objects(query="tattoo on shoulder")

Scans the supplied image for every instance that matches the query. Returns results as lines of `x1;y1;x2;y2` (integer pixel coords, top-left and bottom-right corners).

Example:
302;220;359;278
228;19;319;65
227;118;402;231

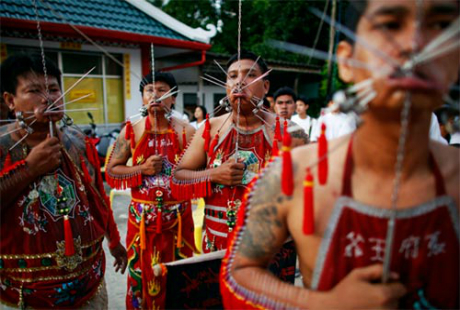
249;158;291;207
61;128;85;155
238;204;283;260
236;158;292;260
112;136;130;160
290;129;309;144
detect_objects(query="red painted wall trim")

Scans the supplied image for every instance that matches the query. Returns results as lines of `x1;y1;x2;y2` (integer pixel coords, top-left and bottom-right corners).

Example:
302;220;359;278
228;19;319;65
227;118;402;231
140;45;151;77
1;18;211;51
161;50;206;72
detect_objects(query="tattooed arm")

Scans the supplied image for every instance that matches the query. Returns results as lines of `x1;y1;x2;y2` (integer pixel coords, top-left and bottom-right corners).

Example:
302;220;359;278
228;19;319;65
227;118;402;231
105;127;138;175
289;122;310;147
229;159;311;307
228;158;406;309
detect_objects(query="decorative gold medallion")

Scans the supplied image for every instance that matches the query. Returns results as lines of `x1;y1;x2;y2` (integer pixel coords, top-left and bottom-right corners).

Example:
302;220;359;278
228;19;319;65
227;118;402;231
55;236;83;271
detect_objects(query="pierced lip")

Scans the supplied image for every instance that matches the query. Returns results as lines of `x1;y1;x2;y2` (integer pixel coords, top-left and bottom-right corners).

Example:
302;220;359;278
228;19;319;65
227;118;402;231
387;71;441;92
149;100;161;106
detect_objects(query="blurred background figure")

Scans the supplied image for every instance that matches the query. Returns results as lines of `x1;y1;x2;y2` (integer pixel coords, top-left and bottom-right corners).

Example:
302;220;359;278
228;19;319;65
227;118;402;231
190;105;207;129
274;86;296;120
434;104;460;147
310;93;356;142
266;92;275;113
291;95;317;137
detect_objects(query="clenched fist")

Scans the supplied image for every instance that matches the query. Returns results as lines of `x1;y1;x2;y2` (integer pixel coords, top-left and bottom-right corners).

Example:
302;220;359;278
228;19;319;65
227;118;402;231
210;158;245;186
140;155;163;175
26;136;62;177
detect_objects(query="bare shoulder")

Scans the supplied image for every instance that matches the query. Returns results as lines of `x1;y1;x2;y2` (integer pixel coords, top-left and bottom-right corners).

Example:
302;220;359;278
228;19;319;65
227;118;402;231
209;113;231;135
132;117;146;137
171;116;189;128
287;120;309;146
60;126;86;157
172;117;195;135
431;141;460;206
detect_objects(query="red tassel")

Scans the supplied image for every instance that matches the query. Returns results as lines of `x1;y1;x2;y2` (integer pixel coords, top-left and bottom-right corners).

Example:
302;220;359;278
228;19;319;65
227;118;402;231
156;209;163;234
281;131;293;196
318;123;328;185
85;137;95;166
209;133;219;158
80;156;92;184
125;120;133;140
55;171;63;196
140;211;146;250
130;131;136;149
203;114;211;152
176;211;183;248
63;215;75;256
271;138;279;157
3;151;12;169
283;119;289;141
303;168;314;235
274;116;282;141
169;126;179;155
182;127;187;150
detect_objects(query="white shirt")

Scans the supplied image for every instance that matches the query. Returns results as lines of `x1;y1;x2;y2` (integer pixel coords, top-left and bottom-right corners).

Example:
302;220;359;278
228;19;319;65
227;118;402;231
310;111;357;142
291;114;317;137
172;110;190;123
190;120;205;129
429;112;448;144
449;132;460;145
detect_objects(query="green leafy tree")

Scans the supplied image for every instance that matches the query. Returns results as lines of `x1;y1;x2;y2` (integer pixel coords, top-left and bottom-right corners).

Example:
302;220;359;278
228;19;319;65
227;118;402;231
212;0;329;65
154;0;331;66
160;0;220;30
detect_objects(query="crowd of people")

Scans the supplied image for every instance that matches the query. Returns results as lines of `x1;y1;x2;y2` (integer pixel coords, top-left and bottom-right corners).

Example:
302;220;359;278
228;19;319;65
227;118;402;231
0;0;459;309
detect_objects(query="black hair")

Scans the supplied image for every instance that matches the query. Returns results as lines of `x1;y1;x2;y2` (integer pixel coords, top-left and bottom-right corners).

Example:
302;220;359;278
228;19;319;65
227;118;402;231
325;93;334;104
343;0;368;44
274;86;296;103
296;95;309;105
226;50;269;79
139;71;178;97
0;53;62;95
194;105;207;119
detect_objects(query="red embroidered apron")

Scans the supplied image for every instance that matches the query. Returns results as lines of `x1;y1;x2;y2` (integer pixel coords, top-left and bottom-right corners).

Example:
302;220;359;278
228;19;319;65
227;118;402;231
125;118;195;310
312;141;459;309
0;150;108;309
203;124;272;253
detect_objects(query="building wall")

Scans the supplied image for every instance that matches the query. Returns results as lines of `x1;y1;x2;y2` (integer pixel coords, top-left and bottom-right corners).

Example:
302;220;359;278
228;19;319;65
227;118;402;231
1;37;142;130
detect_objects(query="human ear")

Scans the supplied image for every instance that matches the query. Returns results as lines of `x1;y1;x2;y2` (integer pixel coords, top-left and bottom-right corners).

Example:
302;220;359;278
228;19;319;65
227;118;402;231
337;41;354;83
264;80;270;94
3;92;15;110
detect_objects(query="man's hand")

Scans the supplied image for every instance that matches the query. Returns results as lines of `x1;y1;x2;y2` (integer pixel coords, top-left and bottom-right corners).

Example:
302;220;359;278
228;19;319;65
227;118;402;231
210;158;245;186
25;136;62;177
109;243;127;274
314;264;407;309
141;155;163;175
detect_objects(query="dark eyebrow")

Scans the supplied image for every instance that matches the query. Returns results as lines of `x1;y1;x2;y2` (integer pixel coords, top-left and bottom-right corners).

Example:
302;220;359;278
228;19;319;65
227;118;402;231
427;3;459;16
369;5;410;18
24;82;41;88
